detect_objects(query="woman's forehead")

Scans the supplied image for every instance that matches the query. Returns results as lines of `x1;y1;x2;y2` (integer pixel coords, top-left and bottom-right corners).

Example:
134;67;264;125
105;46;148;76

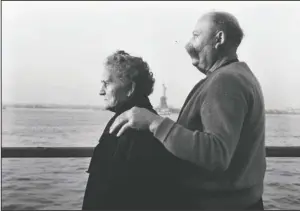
101;67;125;84
102;67;117;79
101;68;112;80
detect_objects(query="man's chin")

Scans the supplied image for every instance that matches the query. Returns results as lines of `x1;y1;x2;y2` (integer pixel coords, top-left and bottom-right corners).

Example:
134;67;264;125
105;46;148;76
192;61;206;74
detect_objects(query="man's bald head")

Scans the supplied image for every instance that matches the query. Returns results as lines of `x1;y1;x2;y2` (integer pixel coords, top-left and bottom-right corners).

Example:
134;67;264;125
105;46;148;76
201;11;244;49
185;11;243;74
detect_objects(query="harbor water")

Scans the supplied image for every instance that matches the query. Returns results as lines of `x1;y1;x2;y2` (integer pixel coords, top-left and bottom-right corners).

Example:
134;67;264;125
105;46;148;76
2;108;300;210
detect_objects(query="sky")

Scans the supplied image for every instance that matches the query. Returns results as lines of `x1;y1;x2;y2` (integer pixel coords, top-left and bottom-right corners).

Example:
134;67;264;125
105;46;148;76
2;1;300;110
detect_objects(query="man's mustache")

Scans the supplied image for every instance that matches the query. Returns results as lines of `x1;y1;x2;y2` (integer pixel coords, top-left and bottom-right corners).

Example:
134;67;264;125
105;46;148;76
185;43;198;58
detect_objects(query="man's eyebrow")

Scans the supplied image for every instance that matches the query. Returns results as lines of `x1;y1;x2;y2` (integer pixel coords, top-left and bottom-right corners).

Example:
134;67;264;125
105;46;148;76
193;30;200;35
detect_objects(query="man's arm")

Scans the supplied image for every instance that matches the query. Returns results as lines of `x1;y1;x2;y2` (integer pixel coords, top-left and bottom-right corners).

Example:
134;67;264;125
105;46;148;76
110;74;248;172
151;74;248;171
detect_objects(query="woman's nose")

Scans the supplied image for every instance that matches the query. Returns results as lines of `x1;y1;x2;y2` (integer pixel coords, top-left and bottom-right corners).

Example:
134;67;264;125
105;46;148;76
99;89;105;96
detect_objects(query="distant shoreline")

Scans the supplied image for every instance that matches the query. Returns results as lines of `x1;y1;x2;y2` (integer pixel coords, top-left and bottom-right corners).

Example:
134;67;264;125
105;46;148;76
2;104;300;115
2;104;105;111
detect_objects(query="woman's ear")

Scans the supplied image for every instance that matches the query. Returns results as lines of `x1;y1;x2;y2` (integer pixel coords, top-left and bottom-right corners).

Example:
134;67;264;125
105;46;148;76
127;82;136;98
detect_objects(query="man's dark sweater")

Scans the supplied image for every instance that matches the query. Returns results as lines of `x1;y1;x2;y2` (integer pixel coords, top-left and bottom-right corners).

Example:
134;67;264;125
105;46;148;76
153;61;267;208
82;96;183;210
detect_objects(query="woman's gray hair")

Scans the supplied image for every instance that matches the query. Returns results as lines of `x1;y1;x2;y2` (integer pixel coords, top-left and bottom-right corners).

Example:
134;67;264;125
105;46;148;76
105;50;155;97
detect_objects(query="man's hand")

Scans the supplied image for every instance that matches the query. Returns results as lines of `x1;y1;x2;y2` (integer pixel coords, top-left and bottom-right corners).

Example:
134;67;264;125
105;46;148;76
109;107;164;137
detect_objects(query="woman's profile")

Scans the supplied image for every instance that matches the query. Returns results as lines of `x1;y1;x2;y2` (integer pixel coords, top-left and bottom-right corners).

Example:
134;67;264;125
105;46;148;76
82;50;182;210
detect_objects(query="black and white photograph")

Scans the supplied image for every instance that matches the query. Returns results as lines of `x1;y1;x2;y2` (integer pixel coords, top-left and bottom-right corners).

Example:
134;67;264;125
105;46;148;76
1;1;300;210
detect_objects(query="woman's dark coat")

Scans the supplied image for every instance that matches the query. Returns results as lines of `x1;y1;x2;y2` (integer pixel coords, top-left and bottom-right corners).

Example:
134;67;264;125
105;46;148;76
82;96;183;210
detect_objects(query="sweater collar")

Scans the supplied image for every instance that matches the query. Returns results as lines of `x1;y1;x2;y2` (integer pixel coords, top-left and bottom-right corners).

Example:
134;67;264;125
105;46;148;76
206;57;239;76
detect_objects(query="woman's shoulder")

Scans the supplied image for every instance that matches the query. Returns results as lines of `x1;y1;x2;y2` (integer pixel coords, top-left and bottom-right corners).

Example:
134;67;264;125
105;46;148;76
116;128;167;160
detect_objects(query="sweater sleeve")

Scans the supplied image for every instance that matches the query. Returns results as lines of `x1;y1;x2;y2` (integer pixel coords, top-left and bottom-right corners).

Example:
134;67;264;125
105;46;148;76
153;73;249;171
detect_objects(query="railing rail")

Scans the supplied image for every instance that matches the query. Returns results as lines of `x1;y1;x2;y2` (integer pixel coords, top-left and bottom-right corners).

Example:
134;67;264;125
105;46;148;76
1;146;300;158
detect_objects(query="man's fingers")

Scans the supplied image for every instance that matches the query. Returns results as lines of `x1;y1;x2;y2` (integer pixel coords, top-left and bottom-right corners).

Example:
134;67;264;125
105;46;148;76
116;122;132;137
109;116;128;134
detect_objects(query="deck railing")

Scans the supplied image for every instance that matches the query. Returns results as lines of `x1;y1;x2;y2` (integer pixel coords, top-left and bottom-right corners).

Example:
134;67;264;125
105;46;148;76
2;146;300;158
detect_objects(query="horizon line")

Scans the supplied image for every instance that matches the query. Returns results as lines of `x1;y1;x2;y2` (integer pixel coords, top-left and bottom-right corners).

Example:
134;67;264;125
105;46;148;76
2;102;300;111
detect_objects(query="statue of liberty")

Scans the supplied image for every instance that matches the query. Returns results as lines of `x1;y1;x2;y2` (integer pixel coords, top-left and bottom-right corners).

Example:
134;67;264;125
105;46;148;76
158;83;170;115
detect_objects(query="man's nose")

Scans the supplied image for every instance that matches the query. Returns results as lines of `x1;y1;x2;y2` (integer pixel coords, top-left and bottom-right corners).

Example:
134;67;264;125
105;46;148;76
185;41;192;50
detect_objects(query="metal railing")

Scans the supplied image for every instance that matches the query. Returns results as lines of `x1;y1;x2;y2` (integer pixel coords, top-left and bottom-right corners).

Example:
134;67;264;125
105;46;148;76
2;146;300;158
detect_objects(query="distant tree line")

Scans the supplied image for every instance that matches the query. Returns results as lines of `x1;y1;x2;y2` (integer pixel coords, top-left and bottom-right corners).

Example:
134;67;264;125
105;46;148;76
265;109;300;114
2;104;104;110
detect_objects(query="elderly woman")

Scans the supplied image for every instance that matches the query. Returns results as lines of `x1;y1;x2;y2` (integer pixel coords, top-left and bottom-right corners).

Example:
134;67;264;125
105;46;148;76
82;50;183;210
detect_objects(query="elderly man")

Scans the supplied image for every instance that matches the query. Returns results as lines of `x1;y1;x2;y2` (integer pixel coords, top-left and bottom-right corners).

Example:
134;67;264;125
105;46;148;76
110;11;266;209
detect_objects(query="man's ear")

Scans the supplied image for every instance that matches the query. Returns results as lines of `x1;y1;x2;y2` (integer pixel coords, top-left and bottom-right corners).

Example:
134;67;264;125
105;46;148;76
215;31;225;49
127;82;136;98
